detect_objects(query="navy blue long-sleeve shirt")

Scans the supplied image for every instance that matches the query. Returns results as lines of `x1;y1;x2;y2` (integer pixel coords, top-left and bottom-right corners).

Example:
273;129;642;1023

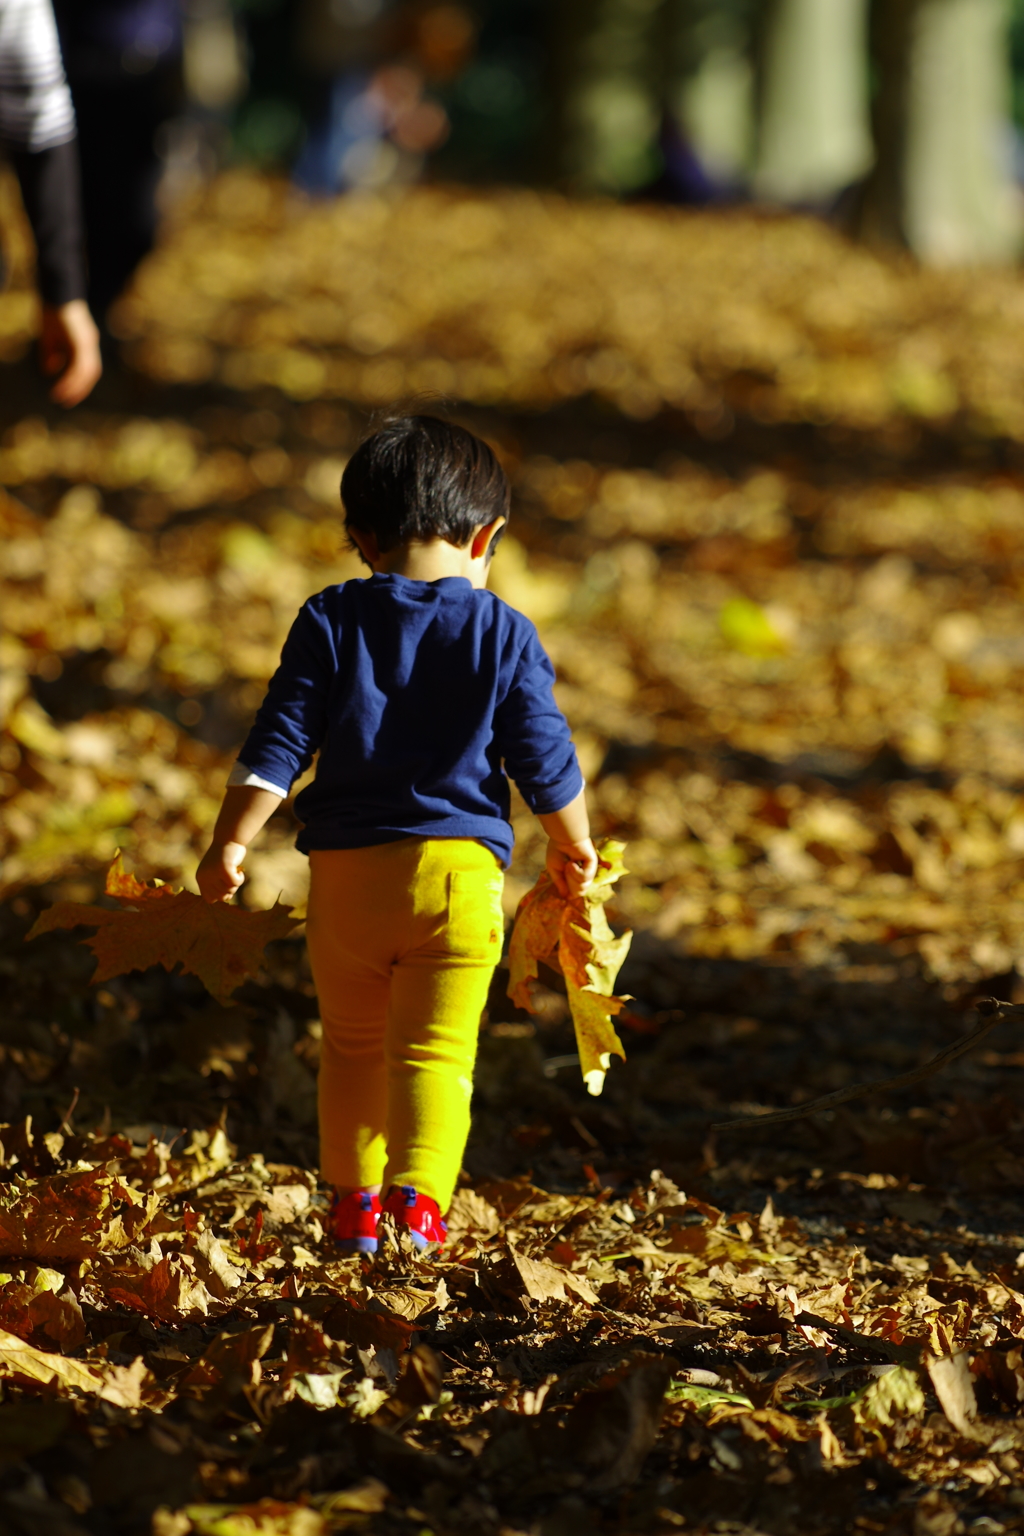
235;573;583;868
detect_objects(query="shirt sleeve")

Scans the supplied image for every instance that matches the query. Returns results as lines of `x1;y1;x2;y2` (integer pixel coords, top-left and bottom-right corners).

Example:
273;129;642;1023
11;136;85;303
0;0;86;305
235;600;335;796
227;762;288;797
494;628;583;815
0;0;76;151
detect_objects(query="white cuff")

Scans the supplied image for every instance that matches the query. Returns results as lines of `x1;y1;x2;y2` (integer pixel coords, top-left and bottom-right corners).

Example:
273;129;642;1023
227;761;288;797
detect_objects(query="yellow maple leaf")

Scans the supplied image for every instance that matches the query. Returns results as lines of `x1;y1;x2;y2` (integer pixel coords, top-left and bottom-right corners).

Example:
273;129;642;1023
27;852;300;1003
507;839;632;1095
0;1327;107;1396
0;1327;154;1406
506;870;562;1011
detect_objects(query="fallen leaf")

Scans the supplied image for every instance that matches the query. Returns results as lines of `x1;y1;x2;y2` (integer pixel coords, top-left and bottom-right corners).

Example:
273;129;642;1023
0;1265;85;1351
913;1491;963;1536
446;1187;502;1241
0;1326;104;1395
926;1351;984;1440
99;1355;153;1410
97;1252;213;1321
27;852;300;1002
280;1316;338;1381
0;1168;157;1259
371;1283;444;1323
489;1245;598;1306
261;1185;310;1227
180;1501;325;1535
472;1177;542;1220
291;1372;346;1410
852;1365;926;1439
319;1295;415;1356
182;1324;274;1393
346;1378;390;1419
190;1229;246;1297
793;1311;921;1366
317;1479;388;1515
562;1353;674;1490
372;1344;444;1428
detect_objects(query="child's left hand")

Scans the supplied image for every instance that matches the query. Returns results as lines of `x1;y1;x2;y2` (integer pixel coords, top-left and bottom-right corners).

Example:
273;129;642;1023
545;837;599;898
197;841;247;903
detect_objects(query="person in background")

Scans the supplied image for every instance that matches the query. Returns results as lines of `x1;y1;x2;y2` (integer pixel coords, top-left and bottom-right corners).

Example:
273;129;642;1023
52;0;182;321
0;0;101;404
292;0;471;194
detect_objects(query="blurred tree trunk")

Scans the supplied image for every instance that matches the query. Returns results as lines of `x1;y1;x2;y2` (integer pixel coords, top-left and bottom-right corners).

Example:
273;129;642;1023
552;0;664;193
858;0;1022;263
853;0;917;248
753;0;873;204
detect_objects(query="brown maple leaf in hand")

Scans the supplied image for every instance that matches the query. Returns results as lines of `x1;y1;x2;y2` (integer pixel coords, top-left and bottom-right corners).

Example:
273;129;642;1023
507;839;632;1095
27;851;300;1002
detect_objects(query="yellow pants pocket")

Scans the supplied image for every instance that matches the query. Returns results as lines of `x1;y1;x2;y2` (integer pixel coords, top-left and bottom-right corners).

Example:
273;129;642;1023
445;868;505;959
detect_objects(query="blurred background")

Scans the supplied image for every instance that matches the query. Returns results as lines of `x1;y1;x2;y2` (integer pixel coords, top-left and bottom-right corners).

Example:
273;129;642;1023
5;0;1024;326
40;0;1024;298
9;1;1024;1158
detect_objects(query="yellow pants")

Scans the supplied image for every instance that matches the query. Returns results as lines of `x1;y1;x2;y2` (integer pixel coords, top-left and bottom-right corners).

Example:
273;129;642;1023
306;838;504;1211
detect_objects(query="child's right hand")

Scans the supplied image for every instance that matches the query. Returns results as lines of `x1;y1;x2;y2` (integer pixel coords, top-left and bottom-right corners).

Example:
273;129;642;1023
546;837;599;898
196;841;247;903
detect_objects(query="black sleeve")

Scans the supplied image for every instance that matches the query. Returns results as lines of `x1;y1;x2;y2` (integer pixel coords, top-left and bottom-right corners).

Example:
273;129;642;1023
11;136;86;305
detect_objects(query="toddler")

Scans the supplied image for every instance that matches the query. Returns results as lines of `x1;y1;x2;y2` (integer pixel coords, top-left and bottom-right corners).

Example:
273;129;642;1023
197;416;597;1252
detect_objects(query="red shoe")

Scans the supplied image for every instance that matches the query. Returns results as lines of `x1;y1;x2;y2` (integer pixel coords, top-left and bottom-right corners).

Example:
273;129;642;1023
382;1185;447;1250
328;1188;381;1253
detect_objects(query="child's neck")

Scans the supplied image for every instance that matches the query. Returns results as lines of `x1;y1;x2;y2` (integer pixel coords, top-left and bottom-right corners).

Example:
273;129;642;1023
373;538;488;589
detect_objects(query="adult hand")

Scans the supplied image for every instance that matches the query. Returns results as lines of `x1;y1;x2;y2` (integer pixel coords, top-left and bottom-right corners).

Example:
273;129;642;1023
40;298;102;406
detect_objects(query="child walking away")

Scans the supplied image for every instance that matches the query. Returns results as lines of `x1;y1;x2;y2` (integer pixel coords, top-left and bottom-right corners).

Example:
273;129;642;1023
197;416;598;1253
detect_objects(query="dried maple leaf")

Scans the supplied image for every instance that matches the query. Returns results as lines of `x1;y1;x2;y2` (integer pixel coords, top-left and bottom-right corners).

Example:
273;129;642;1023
508;839;632;1094
446;1187;502;1241
0;1323;161;1407
188;1228;246;1298
562;1354;674;1491
0;1168;158;1259
0;1271;86;1352
27;851;300;1002
98;1356;155;1411
182;1324;274;1393
0;1327;104;1395
489;1245;598;1306
319;1294;415;1355
96;1251;213;1322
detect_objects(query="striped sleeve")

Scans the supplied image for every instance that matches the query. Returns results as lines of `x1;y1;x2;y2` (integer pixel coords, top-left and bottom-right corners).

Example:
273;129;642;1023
0;0;75;152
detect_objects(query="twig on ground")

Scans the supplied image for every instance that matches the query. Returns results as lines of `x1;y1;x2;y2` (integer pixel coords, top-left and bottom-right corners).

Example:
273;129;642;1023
59;1086;80;1135
792;1312;922;1365
713;997;1021;1132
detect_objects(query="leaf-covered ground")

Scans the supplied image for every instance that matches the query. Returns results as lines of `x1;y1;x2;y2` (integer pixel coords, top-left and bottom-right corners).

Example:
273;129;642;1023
4;178;1024;1534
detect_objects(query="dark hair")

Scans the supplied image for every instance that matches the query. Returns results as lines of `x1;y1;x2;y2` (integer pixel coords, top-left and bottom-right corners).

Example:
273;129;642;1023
341;415;510;559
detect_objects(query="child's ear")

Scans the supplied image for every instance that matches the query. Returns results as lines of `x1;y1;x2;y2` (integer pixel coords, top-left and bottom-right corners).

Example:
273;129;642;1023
349;527;380;567
471;517;506;561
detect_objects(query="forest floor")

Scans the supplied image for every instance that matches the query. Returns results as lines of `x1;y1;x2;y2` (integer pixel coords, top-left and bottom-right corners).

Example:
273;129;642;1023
4;177;1024;1535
